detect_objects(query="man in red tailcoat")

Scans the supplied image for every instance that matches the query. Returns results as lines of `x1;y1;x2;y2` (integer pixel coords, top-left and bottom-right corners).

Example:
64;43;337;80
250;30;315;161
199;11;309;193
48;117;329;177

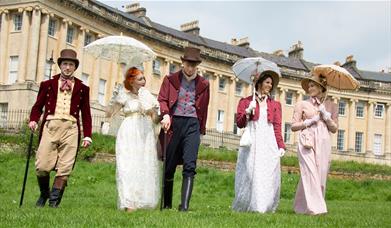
28;49;92;208
159;47;210;212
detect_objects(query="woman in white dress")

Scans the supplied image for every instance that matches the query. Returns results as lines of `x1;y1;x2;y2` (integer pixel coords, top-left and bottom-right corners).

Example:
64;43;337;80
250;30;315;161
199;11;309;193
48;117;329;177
232;71;286;213
104;67;161;212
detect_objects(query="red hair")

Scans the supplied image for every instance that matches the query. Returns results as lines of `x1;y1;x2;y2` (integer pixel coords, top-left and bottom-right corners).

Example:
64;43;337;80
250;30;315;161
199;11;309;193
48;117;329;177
123;67;142;90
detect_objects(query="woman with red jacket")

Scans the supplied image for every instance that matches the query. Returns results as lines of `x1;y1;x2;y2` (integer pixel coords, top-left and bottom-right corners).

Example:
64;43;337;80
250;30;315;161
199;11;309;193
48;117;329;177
232;71;285;213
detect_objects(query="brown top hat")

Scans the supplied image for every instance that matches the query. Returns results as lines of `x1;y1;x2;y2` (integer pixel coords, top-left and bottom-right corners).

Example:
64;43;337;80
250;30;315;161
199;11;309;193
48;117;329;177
180;47;202;63
301;73;327;93
57;49;79;69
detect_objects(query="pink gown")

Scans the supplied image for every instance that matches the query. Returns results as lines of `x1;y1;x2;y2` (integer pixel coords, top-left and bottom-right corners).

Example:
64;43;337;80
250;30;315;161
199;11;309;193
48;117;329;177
291;97;338;215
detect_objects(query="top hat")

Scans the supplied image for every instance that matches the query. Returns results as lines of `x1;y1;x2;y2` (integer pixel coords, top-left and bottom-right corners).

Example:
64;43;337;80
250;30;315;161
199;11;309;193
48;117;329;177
301;73;327;93
57;49;80;69
180;47;202;63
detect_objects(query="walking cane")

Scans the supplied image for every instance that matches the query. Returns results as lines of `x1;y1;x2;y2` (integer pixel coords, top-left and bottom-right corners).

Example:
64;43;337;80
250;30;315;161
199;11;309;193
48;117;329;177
19;131;34;207
160;131;167;211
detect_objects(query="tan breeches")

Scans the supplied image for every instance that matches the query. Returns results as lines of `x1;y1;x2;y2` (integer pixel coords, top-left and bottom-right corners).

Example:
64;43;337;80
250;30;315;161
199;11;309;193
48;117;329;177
35;119;78;177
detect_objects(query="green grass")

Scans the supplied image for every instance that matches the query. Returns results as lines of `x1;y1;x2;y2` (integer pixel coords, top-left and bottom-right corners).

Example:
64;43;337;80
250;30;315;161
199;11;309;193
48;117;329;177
0;152;390;227
2;130;391;176
79;133;116;159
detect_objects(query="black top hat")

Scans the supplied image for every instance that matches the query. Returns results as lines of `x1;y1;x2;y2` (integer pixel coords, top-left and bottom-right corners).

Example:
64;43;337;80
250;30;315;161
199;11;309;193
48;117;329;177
180;47;202;63
57;49;80;69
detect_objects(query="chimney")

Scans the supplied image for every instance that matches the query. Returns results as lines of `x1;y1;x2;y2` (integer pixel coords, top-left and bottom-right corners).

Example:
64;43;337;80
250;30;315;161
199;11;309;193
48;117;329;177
180;20;200;35
273;49;285;57
231;37;250;48
288;41;304;59
123;3;146;18
342;55;357;68
333;61;341;66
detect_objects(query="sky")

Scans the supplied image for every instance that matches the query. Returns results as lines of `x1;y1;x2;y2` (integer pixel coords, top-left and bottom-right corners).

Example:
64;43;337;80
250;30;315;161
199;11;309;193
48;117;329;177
99;1;391;72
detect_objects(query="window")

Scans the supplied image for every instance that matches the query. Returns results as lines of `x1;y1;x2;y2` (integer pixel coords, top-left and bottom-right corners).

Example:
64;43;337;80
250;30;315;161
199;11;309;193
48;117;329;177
66;26;74;44
216;110;224;132
98;79;106;105
218;77;226;91
337;130;345;151
374;104;384;118
0;103;8;128
84;33;93;46
8;56;19;84
373;134;382;156
169;63;178;74
153;59;161;75
285;91;293;105
48;18;56;36
81;73;89;85
235;82;243;96
338;100;346;116
44;60;54;81
13;14;22;31
303;95;310;100
284;123;291;143
203;72;211;81
355;132;363;153
356;102;364;118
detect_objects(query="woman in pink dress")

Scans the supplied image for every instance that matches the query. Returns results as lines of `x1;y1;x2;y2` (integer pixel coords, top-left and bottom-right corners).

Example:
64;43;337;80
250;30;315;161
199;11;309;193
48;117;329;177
291;74;338;215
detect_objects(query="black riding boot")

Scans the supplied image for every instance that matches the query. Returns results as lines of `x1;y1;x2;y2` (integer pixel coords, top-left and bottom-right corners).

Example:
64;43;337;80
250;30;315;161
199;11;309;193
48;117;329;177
35;175;50;207
178;176;194;212
48;177;67;208
163;179;174;209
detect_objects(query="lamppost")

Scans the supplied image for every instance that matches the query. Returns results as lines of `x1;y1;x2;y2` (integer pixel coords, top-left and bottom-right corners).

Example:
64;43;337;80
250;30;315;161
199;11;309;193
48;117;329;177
47;50;55;79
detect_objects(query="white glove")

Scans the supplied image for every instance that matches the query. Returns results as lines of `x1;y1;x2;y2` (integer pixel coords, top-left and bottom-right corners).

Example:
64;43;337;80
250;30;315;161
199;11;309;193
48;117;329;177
101;122;110;135
279;148;285;157
318;104;331;121
303;114;320;127
245;100;257;114
161;114;171;132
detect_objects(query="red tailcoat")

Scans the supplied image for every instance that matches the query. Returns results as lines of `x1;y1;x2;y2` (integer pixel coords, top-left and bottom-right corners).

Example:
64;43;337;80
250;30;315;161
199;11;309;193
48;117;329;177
29;74;92;142
158;71;210;153
236;95;286;150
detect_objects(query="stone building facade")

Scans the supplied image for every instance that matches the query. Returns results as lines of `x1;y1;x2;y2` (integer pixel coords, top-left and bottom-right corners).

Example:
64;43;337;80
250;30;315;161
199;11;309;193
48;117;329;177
0;0;390;165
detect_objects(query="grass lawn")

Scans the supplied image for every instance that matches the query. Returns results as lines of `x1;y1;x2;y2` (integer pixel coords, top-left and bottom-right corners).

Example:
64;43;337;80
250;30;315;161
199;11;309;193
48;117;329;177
1;152;390;227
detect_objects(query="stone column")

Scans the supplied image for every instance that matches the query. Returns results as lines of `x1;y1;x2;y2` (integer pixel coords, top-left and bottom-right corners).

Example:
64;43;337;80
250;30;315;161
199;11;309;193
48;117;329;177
58;18;68;50
36;11;49;82
26;6;41;82
331;96;340;150
0;9;10;84
384;103;391;156
296;90;304;103
279;88;286;103
366;100;375;153
52;18;68;75
227;76;236;132
347;98;357;152
91;58;101;102
17;7;32;83
76;27;86;77
274;88;280;101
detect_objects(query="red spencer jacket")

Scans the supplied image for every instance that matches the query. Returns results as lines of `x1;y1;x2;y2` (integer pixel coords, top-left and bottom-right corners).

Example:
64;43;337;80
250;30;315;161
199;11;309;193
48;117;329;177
29;74;92;142
158;70;210;150
236;95;286;150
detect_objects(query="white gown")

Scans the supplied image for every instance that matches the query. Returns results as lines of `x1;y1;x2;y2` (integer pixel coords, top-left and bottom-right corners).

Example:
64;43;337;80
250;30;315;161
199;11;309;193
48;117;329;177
232;105;281;213
109;85;161;210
